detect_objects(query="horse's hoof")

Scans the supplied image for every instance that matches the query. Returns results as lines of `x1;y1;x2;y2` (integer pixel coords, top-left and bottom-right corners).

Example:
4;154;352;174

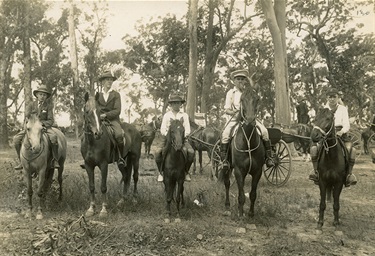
175;218;181;223
223;210;231;216
315;229;323;235
99;210;108;218
85;209;95;217
164;218;170;223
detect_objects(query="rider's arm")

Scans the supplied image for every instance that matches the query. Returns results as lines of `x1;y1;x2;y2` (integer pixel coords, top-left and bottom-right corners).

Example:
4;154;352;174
103;91;121;120
160;112;171;136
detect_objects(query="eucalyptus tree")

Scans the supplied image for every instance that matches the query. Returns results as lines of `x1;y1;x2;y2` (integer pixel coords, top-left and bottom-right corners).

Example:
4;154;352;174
288;0;375;120
122;15;190;113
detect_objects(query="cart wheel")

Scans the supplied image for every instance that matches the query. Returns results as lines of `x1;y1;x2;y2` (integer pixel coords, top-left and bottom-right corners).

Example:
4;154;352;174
263;139;292;187
210;140;222;179
347;131;362;159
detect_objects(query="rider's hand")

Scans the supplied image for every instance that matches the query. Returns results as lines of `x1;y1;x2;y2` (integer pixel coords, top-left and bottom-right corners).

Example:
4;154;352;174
336;130;344;137
100;114;107;120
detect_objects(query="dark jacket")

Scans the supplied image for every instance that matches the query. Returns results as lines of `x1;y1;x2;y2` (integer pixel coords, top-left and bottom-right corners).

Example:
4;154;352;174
96;90;121;121
26;99;54;128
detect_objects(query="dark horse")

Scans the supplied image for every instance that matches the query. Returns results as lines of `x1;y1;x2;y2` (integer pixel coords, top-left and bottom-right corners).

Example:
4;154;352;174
292;123;312;160
361;115;375;156
140;117;161;158
81;92;142;217
163;118;193;222
223;86;265;218
311;108;346;229
188;119;220;177
21;113;67;219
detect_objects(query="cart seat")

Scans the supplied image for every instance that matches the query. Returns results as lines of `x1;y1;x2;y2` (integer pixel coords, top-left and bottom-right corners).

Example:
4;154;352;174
267;128;282;145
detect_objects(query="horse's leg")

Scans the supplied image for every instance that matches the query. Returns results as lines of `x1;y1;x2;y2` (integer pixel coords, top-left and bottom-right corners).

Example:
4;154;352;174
198;150;203;174
164;175;174;223
234;168;246;218
317;184;327;229
36;165;48;220
131;154;140;203
248;171;262;218
99;163;109;217
332;185;343;227
57;163;64;201
175;180;184;222
85;165;96;217
326;187;332;202
192;150;197;174
223;167;231;215
25;171;33;218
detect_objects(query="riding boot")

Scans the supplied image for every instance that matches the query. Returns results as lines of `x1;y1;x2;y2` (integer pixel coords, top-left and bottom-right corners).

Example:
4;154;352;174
308;158;319;183
52;144;60;169
14;143;23;170
117;143;126;168
345;159;357;187
264;140;275;167
220;143;230;169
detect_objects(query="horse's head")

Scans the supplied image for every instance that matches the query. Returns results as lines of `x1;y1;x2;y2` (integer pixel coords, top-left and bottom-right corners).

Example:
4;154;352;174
240;86;260;125
25;113;44;153
311;108;335;143
83;92;102;139
168;118;185;151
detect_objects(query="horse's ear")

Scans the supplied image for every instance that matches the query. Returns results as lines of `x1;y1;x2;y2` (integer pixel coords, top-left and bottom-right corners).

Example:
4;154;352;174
95;92;100;101
84;92;89;102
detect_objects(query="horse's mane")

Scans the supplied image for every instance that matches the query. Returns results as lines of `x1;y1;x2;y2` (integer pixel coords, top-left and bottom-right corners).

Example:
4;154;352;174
85;96;97;113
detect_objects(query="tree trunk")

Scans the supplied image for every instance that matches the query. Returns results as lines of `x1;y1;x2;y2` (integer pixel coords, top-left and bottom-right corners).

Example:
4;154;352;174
260;0;290;125
68;1;80;138
186;0;198;120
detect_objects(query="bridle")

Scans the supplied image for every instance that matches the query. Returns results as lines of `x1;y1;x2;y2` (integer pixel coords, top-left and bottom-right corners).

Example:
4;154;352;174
313;116;337;153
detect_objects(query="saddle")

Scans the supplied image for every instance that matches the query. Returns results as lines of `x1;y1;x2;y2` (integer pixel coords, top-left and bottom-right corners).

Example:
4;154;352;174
103;121;127;163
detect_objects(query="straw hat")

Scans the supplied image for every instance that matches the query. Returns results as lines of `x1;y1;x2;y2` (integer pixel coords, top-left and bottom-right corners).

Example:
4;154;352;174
33;85;51;98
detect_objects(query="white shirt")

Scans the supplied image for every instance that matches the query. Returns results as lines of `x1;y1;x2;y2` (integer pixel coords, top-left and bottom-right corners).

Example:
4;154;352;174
160;110;191;137
224;87;242;111
102;89;113;102
324;103;350;134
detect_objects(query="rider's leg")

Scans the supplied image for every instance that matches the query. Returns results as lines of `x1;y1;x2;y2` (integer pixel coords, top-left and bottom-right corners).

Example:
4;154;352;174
13;130;25;170
345;142;357;186
46;129;60;169
256;120;274;167
220;120;235;169
184;140;195;182
155;135;166;182
308;143;319;182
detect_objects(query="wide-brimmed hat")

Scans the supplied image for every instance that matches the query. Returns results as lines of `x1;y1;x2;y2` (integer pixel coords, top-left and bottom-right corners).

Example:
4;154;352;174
98;70;117;82
231;69;249;79
326;88;339;96
33;85;51;98
168;93;185;103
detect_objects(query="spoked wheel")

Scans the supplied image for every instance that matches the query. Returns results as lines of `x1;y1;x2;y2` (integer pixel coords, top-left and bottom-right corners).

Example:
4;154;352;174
347;131;362;159
263;139;292;187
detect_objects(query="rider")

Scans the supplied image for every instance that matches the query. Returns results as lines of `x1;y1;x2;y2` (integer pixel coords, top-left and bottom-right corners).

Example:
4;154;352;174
220;69;274;169
13;85;60;170
308;88;357;187
296;97;310;124
97;70;126;167
155;92;195;182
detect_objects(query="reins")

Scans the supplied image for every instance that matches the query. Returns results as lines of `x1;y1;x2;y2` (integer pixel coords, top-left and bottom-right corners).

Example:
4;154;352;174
313;118;338;153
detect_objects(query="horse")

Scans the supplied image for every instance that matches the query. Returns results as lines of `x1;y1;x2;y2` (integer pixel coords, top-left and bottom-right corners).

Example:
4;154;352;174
188;119;220;177
292;123;312;160
140;117;161;158
163;118;193;222
361;115;375;156
21;113;67;219
81;92;142;217
222;86;265;218
310;108;347;229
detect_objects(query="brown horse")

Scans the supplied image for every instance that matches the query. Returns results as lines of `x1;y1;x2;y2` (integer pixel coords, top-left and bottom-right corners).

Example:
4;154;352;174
81;92;142;217
21;113;67;219
163;118;193;222
223;86;265;218
140;117;161;158
311;108;346;229
188;119;220;176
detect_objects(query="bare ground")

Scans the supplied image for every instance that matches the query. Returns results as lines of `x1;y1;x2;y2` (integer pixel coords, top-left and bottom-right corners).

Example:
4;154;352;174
0;136;374;255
